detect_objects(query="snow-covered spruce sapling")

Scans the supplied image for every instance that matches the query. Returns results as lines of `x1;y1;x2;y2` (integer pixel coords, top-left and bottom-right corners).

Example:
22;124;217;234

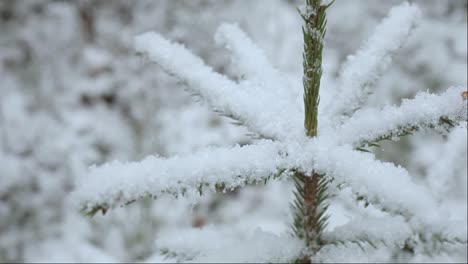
73;1;467;262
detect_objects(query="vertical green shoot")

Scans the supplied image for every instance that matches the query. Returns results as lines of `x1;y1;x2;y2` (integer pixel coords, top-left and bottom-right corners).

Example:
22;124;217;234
292;0;333;261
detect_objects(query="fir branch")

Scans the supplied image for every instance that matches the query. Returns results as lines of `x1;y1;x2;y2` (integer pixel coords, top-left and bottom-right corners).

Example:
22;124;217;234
325;2;421;122
336;86;468;146
135;41;267;140
137;51;269;140
159;248;193;263
325;239;378;251
214;23;279;85
357;116;463;149
156;226;303;263
134;30;304;141
402;231;468;257
333;181;413;221
83;167;291;217
321;214;412;251
74;141;289;215
305;142;439;222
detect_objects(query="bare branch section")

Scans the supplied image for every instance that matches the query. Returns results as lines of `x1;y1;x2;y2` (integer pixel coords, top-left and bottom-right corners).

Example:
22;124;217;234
73;141;288;215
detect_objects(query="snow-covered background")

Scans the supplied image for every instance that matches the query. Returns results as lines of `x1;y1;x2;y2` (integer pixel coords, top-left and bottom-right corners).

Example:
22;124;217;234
0;0;466;262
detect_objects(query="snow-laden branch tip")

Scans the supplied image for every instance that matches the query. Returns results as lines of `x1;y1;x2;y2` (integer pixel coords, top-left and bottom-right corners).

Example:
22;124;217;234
134;28;303;141
214;24;301;127
214;23;276;85
334;86;467;146
73;140;287;213
326;2;421;122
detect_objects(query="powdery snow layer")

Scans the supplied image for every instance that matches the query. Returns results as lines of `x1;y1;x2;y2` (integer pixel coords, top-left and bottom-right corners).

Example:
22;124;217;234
425;123;468;199
214;23;277;86
286;139;439;221
334;86;468;145
323;215;412;247
326;2;421;121
155;226;302;263
76;135;444;226
134;26;304;141
73;140;286;212
316;243;393;263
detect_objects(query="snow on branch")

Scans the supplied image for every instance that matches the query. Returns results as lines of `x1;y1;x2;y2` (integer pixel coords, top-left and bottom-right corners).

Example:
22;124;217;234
317;217;467;262
425;123;467;199
315;243;386;263
323;215;412;249
420;219;468;244
214;23;276;84
326;2;421;121
293;141;438;220
156;226;302;263
134;30;303;141
73;140;288;214
335;86;467;146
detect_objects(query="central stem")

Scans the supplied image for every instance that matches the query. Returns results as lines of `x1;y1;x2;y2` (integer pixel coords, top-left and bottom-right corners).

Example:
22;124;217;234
293;0;332;262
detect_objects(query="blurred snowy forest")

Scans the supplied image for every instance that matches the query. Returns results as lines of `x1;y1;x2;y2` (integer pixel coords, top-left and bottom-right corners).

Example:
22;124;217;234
0;0;466;262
